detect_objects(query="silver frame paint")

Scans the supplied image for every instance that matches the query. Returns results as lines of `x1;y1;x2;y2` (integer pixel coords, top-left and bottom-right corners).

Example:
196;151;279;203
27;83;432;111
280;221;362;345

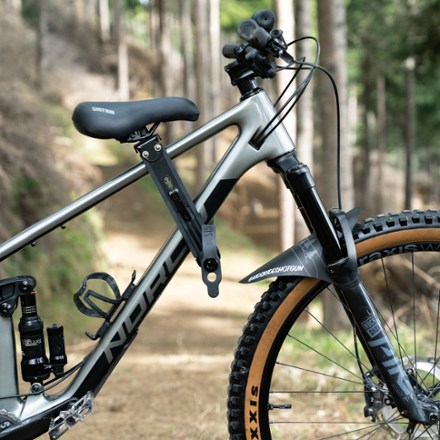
0;90;296;428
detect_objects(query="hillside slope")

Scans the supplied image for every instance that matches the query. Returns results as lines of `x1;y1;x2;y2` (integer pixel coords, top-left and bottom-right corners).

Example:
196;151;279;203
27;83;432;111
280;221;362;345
0;7;105;317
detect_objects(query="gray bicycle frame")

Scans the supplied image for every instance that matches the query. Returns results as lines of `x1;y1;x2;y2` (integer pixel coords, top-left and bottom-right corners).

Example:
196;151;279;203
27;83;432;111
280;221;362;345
0;89;295;433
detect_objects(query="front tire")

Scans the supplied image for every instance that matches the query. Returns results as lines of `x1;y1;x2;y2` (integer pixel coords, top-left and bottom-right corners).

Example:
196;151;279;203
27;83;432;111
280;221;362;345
228;210;440;439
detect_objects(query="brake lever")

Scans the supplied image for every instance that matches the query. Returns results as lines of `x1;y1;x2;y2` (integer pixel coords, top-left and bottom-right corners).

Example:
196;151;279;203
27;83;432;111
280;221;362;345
280;50;294;64
269;29;294;64
222;43;246;60
238;19;271;50
237;19;294;65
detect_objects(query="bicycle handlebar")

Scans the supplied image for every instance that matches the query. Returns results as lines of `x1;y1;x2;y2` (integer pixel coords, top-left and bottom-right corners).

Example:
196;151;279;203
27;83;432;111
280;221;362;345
238;19;271;50
251;9;275;32
222;9;293;76
222;43;243;59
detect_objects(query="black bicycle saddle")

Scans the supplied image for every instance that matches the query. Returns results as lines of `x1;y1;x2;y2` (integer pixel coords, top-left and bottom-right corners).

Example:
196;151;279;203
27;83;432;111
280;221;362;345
72;97;200;142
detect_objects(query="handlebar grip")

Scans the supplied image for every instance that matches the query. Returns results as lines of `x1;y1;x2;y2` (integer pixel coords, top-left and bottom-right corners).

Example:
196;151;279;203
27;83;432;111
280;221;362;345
222;44;239;59
251;9;275;32
238;19;271;49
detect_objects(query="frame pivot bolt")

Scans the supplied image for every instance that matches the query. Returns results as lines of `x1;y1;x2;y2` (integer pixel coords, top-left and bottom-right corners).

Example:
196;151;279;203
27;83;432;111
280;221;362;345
204;258;218;272
429;413;438;423
142;151;150;159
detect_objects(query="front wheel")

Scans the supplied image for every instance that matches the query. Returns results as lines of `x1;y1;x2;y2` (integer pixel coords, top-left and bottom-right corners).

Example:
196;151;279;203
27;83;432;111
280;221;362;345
228;210;440;439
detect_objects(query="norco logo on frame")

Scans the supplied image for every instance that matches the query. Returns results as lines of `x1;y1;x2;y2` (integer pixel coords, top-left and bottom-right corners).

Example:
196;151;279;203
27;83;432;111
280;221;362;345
103;247;185;364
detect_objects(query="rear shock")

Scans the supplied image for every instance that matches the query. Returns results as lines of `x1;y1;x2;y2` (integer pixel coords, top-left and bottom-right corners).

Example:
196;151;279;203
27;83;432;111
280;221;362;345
17;277;68;384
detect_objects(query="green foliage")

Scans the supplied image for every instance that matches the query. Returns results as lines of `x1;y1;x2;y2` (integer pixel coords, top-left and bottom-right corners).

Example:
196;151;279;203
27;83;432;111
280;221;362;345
220;0;272;33
0;5;104;336
347;0;440;167
21;0;39;28
124;0;147;13
123;0;273;31
3;215;101;335
11;176;48;227
123;0;149;21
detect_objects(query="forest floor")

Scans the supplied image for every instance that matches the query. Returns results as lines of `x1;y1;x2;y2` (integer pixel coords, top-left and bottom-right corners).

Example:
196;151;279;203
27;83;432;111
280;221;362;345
56;165;268;440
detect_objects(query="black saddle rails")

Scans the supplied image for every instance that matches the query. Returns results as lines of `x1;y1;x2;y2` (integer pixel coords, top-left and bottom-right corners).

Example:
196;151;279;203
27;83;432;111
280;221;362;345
72;97;200;141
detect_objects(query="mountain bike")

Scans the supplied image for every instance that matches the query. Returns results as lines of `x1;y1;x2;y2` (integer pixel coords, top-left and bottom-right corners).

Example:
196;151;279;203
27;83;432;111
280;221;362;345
0;9;439;440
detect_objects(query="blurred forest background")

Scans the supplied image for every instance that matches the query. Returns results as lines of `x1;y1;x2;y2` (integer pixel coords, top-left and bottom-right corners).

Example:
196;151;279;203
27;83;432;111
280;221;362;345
1;0;440;319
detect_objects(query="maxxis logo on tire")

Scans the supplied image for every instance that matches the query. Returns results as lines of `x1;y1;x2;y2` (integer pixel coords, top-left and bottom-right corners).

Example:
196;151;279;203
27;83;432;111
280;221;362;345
247;385;260;439
243;278;318;439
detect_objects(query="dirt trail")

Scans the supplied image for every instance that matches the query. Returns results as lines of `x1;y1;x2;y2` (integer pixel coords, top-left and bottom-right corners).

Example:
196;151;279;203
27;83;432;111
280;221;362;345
63;167;267;440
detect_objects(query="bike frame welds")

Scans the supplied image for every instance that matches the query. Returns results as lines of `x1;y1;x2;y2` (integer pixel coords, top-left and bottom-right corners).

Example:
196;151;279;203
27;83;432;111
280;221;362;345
0;89;296;439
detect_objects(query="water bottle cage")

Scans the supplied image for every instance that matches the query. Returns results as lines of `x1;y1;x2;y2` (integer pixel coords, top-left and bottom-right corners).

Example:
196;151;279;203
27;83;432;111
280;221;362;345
74;272;136;340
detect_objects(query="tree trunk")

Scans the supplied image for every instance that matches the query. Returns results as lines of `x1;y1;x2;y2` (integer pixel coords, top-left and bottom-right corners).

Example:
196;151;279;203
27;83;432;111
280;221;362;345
360;56;374;214
98;0;111;43
376;72;386;213
295;0;314;241
157;0;169;97
208;0;221;162
5;0;22;14
274;0;295;251
114;0;129;100
74;0;86;24
317;0;352;331
35;0;47;90
404;57;415;210
84;0;96;28
117;34;129;101
180;0;195;101
195;0;210;190
155;0;175;142
318;0;353;210
148;0;160;55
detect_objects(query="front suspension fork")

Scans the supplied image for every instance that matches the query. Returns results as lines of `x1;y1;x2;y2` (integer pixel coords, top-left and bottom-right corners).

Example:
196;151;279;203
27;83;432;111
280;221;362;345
328;210;438;425
269;150;438;426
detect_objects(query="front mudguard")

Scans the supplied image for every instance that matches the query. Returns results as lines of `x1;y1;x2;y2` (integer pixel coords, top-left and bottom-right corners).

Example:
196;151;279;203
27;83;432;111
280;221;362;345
240;208;360;285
